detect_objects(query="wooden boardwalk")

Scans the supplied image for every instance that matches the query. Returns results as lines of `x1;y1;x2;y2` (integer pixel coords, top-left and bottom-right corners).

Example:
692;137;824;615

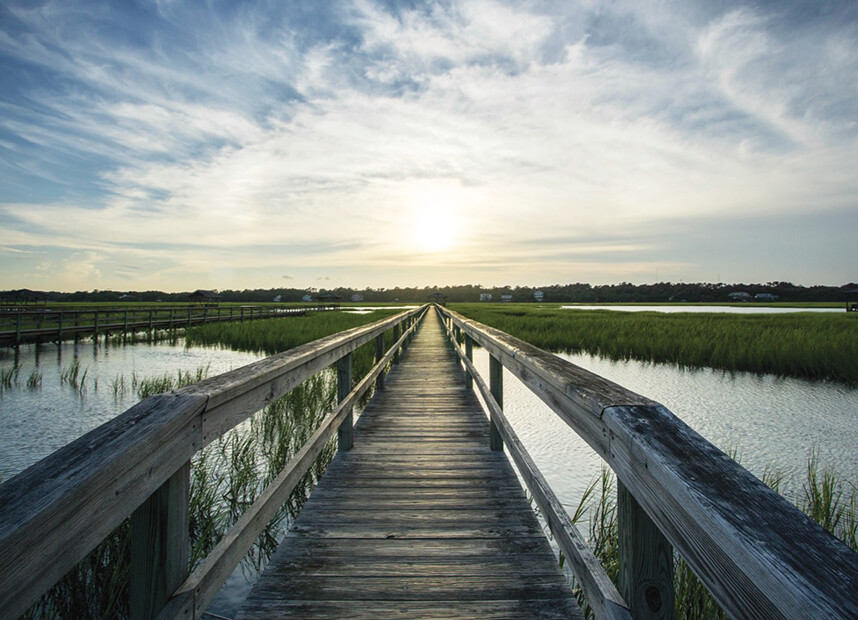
237;311;582;619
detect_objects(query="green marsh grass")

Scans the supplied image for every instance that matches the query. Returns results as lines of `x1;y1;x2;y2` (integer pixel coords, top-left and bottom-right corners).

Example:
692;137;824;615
452;303;858;383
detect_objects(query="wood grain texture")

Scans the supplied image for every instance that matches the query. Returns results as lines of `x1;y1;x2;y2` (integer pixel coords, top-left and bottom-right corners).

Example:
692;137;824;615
236;311;582;620
439;306;858;619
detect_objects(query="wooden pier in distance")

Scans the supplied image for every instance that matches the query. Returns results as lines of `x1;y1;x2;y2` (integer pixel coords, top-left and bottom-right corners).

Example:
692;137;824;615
237;311;581;619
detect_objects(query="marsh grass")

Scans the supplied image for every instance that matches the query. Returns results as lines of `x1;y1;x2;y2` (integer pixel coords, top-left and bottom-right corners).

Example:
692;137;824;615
452;304;858;383
26;369;42;389
570;454;857;619
1;365;18;390
185;309;400;355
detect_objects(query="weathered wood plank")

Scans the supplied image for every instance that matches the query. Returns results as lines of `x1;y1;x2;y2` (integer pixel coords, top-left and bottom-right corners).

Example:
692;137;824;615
236;309;581;620
440;305;858;619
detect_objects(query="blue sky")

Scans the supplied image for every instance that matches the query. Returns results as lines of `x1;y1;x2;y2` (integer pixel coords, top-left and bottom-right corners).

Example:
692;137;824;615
1;0;856;291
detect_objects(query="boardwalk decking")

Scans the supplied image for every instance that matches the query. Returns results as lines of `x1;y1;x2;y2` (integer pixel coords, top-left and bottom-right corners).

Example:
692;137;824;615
236;311;582;619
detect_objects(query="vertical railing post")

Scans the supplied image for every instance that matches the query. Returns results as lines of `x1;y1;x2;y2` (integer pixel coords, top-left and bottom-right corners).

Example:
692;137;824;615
337;352;353;451
94;311;99;340
489;355;503;451
375;333;385;391
169;309;174;330
393;324;401;364
618;479;674;620
187;306;192;325
130;462;190;620
149;310;154;333
465;334;473;390
124;310;129;335
57;311;63;342
15;311;22;346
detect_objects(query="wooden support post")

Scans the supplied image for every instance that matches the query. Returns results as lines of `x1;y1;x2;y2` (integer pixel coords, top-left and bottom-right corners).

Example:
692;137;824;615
169;309;174;330
187;306;192;325
57;312;63;342
375;333;385;391
337;353;353;451
393;324;401;364
130;462;190;620
489;355;504;451
124;310;129;335
149;310;154;332
15;311;21;346
240;307;244;322
618;479;674;620
465;334;473;390
94;311;99;339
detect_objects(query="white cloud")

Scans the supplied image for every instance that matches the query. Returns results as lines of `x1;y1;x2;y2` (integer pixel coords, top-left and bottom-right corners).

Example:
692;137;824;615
1;0;856;289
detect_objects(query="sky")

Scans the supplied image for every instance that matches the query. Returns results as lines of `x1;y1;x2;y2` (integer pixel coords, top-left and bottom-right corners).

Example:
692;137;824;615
1;0;857;292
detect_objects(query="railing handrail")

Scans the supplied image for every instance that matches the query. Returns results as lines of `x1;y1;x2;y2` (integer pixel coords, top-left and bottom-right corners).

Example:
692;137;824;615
436;305;858;619
0;305;427;618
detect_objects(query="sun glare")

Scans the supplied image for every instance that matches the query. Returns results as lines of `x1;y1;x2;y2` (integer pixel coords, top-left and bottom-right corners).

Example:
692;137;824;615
406;182;464;253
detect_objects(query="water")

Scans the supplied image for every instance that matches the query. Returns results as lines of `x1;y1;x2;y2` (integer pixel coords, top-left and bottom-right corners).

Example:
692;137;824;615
470;347;858;516
0;338;263;480
561;305;842;314
342;305;419;315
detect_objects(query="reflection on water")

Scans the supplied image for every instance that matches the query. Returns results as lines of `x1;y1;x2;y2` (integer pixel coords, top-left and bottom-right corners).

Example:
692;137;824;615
0;338;263;480
471;346;858;514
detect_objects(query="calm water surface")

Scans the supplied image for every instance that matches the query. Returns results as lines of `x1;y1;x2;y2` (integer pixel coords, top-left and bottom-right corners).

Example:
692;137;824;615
0;338;263;480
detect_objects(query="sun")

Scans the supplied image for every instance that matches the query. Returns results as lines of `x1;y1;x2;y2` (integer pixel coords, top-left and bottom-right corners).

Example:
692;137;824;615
405;181;464;253
411;210;458;252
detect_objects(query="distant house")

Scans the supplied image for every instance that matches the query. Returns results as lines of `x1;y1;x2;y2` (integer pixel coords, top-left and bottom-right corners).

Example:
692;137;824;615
500;294;513;303
301;294;313;302
351;293;364;302
189;289;220;305
479;293;493;302
754;293;778;301
533;290;544;302
728;292;752;302
273;295;282;302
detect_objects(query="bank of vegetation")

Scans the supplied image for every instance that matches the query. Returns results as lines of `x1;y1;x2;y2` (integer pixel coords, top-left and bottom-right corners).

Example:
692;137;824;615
452;304;858;384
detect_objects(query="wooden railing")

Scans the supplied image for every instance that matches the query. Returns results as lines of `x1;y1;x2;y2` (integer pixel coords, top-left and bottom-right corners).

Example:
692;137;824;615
436;305;858;620
0;304;327;347
0;305;427;620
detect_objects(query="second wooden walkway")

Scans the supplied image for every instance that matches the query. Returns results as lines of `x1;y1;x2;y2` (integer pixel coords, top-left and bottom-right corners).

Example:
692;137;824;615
237;311;582;618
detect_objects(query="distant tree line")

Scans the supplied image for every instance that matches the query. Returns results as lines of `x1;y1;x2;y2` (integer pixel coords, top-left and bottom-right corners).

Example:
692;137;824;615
4;281;856;304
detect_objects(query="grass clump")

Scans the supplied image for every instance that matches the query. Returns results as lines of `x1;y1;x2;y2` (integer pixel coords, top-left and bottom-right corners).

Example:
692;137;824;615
451;303;858;383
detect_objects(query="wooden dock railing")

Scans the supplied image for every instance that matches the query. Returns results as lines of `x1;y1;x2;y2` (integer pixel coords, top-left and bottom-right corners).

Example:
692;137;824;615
435;305;858;619
0;304;328;347
0;306;426;620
